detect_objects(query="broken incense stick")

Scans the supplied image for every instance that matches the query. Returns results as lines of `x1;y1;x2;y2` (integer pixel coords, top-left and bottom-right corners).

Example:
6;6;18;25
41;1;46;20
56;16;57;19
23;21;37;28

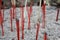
56;8;59;21
16;19;20;40
36;22;40;40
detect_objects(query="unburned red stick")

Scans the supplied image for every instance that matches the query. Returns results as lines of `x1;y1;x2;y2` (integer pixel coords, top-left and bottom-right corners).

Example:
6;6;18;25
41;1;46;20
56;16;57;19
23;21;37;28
16;19;20;40
44;32;47;40
56;8;59;21
36;22;40;40
20;6;24;40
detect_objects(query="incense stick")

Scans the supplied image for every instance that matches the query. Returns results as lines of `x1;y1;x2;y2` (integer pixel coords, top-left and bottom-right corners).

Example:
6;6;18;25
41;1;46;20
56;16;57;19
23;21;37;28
27;1;32;30
20;4;25;40
10;8;13;32
56;8;59;21
0;0;4;36
44;32;47;40
42;0;46;28
0;10;4;36
10;0;16;32
16;19;20;40
36;22;40;40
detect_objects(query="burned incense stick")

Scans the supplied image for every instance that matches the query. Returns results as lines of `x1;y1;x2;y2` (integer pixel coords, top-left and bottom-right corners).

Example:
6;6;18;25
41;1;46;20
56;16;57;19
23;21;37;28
36;22;40;40
44;32;47;40
16;19;20;40
42;0;46;28
56;8;59;21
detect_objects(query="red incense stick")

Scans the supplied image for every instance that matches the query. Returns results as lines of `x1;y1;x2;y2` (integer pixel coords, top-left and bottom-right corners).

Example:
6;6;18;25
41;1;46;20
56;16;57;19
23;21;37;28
0;10;4;36
10;8;13;32
56;8;59;21
44;32;47;40
42;0;46;28
16;19;20;40
27;7;31;30
36;22;40;40
26;2;32;30
10;5;16;32
0;0;4;36
20;6;24;40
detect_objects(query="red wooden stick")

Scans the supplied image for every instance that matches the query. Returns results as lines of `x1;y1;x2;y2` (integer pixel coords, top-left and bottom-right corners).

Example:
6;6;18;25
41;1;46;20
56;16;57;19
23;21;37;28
16;19;20;40
44;32;47;40
56;8;59;21
42;0;46;28
36;22;40;40
20;6;24;40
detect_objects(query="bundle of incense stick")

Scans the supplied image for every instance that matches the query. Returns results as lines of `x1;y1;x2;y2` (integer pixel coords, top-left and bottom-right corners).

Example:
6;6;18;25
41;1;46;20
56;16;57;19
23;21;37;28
42;0;46;28
36;22;40;40
56;8;59;21
16;19;20;40
20;6;24;40
44;32;47;40
0;0;4;36
10;0;16;32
